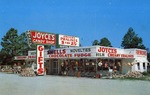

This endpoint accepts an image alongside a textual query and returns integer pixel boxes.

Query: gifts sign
[37,45,44,75]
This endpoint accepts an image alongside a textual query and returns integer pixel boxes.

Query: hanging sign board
[14,56,28,60]
[26,30,56,45]
[37,45,44,75]
[58,34,79,47]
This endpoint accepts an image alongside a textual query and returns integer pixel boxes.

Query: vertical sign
[37,45,44,75]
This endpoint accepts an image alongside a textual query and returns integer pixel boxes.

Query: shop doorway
[51,59,59,75]
[115,59,122,74]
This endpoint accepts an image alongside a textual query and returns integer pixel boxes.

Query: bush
[147,71,150,74]
[142,71,150,75]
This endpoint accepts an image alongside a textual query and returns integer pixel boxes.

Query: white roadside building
[15,46,149,75]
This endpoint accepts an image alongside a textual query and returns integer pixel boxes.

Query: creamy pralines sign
[97,46,134,58]
[30,30,56,45]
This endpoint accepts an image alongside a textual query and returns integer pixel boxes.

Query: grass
[118,75,150,81]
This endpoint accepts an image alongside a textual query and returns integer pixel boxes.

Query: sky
[0,0,150,49]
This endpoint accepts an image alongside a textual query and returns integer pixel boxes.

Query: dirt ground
[0,72,150,95]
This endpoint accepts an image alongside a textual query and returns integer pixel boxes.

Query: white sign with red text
[96,46,134,58]
[15,46,148,60]
[37,45,44,75]
[58,34,79,47]
[14,56,28,60]
[30,30,56,45]
[136,49,147,57]
[48,47,95,58]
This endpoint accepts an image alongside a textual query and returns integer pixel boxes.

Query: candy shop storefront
[15,46,149,77]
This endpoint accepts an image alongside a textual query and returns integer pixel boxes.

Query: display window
[56,58,123,77]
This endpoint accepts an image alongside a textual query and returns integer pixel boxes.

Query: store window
[143,63,146,69]
[137,63,140,70]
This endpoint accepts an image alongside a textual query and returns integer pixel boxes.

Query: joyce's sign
[30,30,56,45]
[98,46,117,53]
[97,46,134,58]
[37,45,44,75]
[58,34,79,47]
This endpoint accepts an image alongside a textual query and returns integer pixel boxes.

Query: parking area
[0,73,150,95]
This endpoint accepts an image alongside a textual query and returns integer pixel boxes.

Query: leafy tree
[18,32,52,55]
[99,37,112,47]
[92,40,99,46]
[92,38,112,47]
[0,50,12,65]
[0,28,54,65]
[121,27,146,49]
[17,32,35,55]
[1,28,20,64]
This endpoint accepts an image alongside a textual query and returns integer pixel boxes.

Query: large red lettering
[38,46,44,51]
[37,45,44,75]
[98,47,117,53]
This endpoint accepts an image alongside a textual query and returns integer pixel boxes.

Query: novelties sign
[48,47,93,58]
[37,45,44,75]
[58,34,79,47]
[30,30,56,45]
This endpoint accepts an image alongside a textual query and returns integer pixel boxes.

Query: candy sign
[58,34,79,47]
[37,45,44,75]
[97,46,134,58]
[30,30,56,45]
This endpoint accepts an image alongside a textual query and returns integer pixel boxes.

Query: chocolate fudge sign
[58,34,79,47]
[37,45,44,75]
[30,30,56,45]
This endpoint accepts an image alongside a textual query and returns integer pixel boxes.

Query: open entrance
[52,59,59,74]
[47,59,59,75]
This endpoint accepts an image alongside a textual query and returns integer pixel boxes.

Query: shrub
[142,72,149,75]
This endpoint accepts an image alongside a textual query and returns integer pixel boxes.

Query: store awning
[135,59,149,63]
